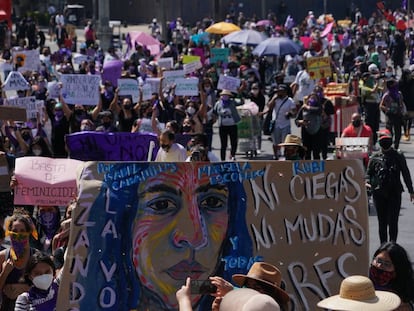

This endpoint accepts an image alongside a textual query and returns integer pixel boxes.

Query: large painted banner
[58,160,369,311]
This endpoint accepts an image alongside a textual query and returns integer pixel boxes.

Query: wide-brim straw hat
[278,134,305,149]
[232,262,289,305]
[317,275,401,311]
[219,288,280,311]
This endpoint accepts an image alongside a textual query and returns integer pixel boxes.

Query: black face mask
[352,119,361,127]
[379,139,392,150]
[182,125,191,132]
[161,144,170,151]
[102,121,112,128]
[22,132,32,141]
[124,104,132,110]
[74,109,84,116]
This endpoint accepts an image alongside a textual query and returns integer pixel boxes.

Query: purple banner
[66,132,159,161]
[66,132,193,161]
[102,60,123,87]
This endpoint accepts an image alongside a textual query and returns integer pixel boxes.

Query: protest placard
[58,160,369,310]
[182,55,200,64]
[217,74,241,93]
[73,53,93,65]
[12,50,40,72]
[0,61,13,73]
[141,84,152,101]
[0,154,10,191]
[174,78,199,96]
[162,70,185,88]
[61,74,101,106]
[102,60,123,87]
[183,60,202,74]
[3,71,30,91]
[118,79,139,102]
[210,48,230,64]
[157,57,174,70]
[306,56,332,79]
[145,77,161,94]
[0,106,27,121]
[5,96,40,119]
[14,157,82,206]
[47,81,60,99]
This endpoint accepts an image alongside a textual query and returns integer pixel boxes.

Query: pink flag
[321,22,334,38]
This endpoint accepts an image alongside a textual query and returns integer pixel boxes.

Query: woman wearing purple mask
[213,90,241,161]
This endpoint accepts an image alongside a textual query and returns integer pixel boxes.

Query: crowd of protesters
[1,2,414,310]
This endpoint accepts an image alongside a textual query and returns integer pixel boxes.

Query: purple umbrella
[222,29,268,46]
[256,19,273,27]
[252,37,302,57]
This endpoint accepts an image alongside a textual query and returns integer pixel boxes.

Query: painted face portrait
[133,163,229,309]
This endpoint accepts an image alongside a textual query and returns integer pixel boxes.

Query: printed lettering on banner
[217,74,241,93]
[183,61,202,74]
[118,79,139,103]
[141,84,152,101]
[174,78,199,96]
[157,57,174,70]
[3,71,30,91]
[61,74,101,106]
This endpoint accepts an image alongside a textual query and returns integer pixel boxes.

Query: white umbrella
[222,29,268,46]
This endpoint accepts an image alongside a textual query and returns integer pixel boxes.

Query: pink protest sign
[14,157,82,206]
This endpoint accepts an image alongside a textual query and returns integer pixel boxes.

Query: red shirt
[342,124,372,138]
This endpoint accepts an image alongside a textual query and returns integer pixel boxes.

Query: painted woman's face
[133,164,229,308]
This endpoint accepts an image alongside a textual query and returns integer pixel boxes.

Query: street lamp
[97,0,112,51]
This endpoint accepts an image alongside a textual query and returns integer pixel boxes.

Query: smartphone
[190,279,217,295]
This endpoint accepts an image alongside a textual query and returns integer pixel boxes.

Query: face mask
[186,107,196,115]
[80,125,91,131]
[204,87,211,93]
[102,121,112,127]
[221,95,230,101]
[385,72,393,78]
[74,109,84,116]
[9,232,30,259]
[123,104,132,110]
[161,144,170,151]
[352,119,362,127]
[32,148,42,156]
[32,274,53,291]
[55,110,64,120]
[22,132,32,141]
[369,265,395,288]
[248,77,255,82]
[182,125,191,132]
[251,90,259,96]
[379,139,392,150]
[308,98,318,107]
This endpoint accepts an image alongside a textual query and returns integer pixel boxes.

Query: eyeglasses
[373,257,394,270]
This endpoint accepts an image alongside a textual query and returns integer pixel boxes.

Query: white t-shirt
[155,143,187,162]
[272,96,296,129]
[293,70,315,101]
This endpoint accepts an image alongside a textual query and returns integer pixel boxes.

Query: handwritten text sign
[61,74,101,106]
[210,48,230,64]
[47,81,60,99]
[3,71,30,91]
[5,96,41,119]
[217,74,241,93]
[157,57,174,70]
[118,79,139,103]
[14,157,82,206]
[162,70,185,88]
[306,56,332,79]
[13,50,40,72]
[183,60,202,74]
[174,78,199,96]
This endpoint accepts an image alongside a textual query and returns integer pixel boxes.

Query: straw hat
[220,89,234,97]
[232,262,289,305]
[220,288,280,311]
[317,275,401,311]
[278,134,305,149]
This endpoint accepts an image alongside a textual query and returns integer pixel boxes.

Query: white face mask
[32,148,42,156]
[186,107,196,115]
[32,274,53,290]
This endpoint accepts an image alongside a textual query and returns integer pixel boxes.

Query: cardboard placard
[0,106,27,121]
[60,74,101,106]
[217,74,241,93]
[3,71,30,91]
[306,56,332,79]
[117,79,139,103]
[174,78,199,96]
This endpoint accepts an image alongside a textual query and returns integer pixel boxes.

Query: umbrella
[125,31,160,56]
[252,37,302,57]
[191,32,210,45]
[256,19,273,27]
[205,22,241,35]
[222,29,268,46]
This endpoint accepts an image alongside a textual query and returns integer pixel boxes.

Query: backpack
[369,154,399,192]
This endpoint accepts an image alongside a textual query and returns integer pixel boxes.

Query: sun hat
[317,275,401,311]
[278,134,305,148]
[232,262,289,305]
[220,89,234,96]
[219,288,280,311]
